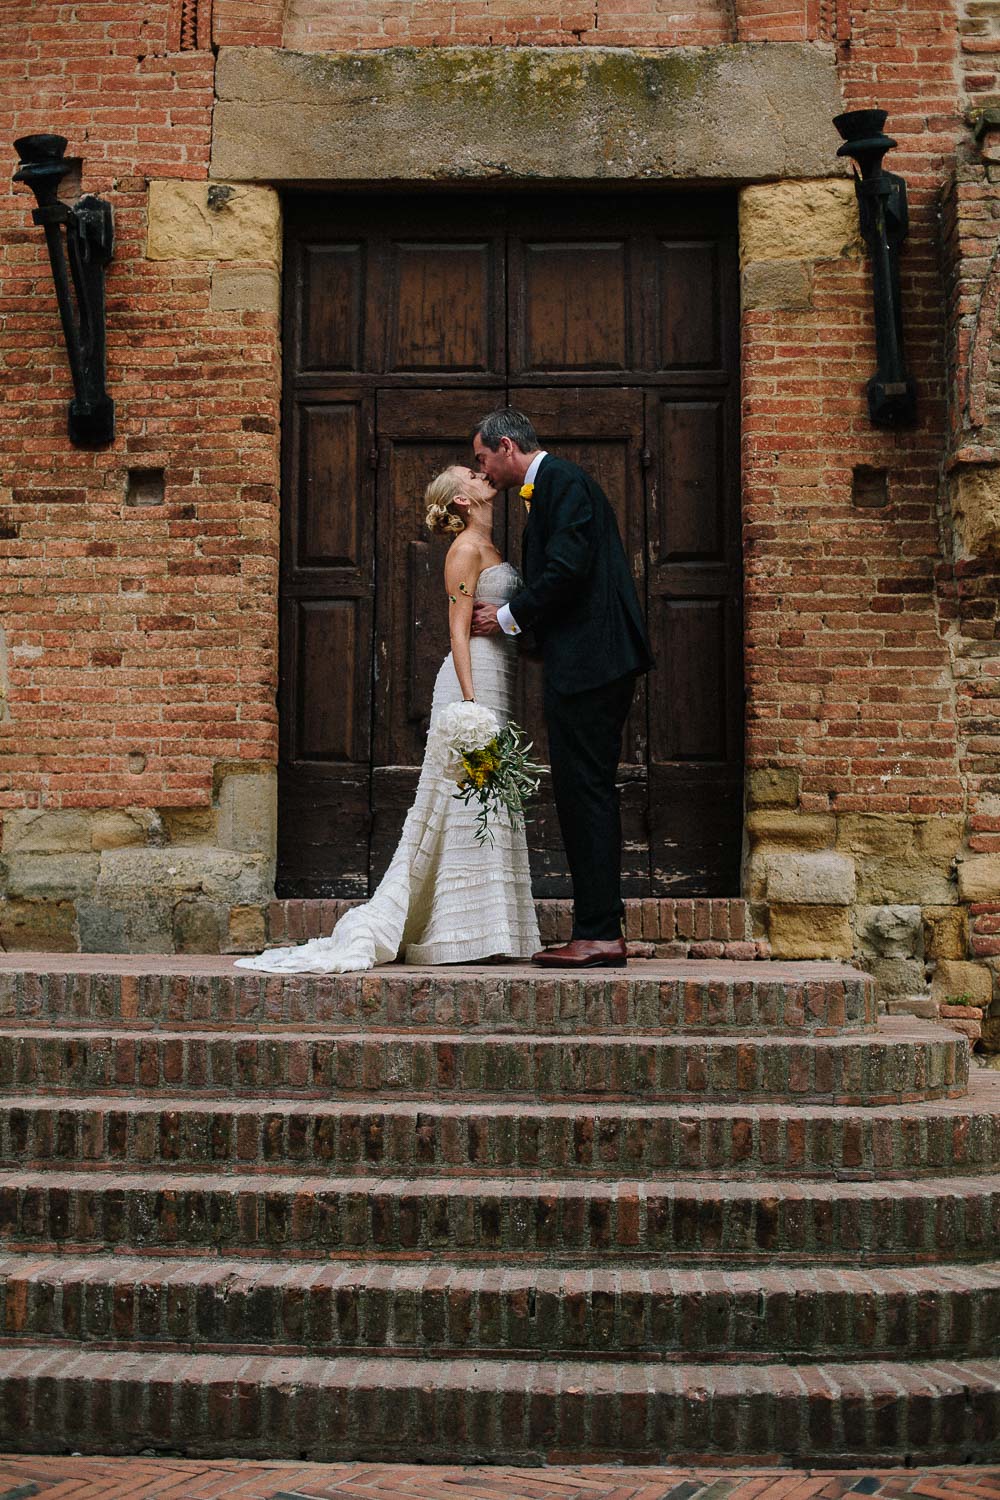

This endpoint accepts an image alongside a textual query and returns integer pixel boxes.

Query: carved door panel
[643,226,743,893]
[278,389,376,896]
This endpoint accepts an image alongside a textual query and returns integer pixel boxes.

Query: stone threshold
[0,952,857,980]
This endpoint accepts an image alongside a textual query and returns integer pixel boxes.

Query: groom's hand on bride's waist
[471,602,501,636]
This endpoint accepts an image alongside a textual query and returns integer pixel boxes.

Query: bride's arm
[444,544,482,702]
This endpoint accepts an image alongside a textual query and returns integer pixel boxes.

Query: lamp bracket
[833,109,916,428]
[13,133,115,448]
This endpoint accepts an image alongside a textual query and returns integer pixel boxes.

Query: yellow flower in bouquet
[428,702,543,848]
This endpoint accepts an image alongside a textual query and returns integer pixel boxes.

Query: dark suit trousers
[544,672,636,941]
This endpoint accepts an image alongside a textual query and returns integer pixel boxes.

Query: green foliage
[453,722,544,848]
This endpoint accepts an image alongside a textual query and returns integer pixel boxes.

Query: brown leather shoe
[531,938,628,968]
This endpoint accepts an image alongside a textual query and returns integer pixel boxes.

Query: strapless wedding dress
[237,563,541,973]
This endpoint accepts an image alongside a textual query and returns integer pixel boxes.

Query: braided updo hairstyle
[424,467,468,536]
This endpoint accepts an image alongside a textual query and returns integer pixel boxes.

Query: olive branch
[453,722,544,848]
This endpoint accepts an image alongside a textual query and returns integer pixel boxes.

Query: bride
[236,465,541,974]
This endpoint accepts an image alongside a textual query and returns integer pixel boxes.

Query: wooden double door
[279,191,743,898]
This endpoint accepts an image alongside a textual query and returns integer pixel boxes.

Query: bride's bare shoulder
[444,536,480,573]
[445,532,478,559]
[443,538,482,598]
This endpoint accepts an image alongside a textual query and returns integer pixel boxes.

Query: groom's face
[473,433,520,490]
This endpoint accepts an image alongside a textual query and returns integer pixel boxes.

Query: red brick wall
[280,0,731,50]
[277,0,831,50]
[1,0,280,819]
[742,0,965,817]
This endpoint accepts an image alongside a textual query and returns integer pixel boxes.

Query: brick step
[1,1168,997,1262]
[0,1346,997,1463]
[3,1253,997,1362]
[268,897,752,952]
[0,958,874,1036]
[4,1076,998,1177]
[0,1019,966,1104]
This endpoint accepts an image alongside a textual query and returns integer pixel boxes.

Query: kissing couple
[238,408,653,977]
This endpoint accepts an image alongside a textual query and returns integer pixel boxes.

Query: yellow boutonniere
[519,482,534,513]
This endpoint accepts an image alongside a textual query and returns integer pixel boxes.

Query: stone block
[949,463,1000,558]
[226,904,267,953]
[173,900,223,954]
[982,1014,1000,1052]
[161,807,219,846]
[838,816,962,905]
[3,853,99,900]
[836,813,916,859]
[916,817,965,863]
[930,958,993,1008]
[958,854,1000,903]
[884,995,940,1020]
[870,956,926,1000]
[857,860,957,905]
[744,850,769,904]
[97,848,274,905]
[739,179,860,265]
[765,852,855,906]
[2,810,92,854]
[0,898,77,952]
[210,265,281,312]
[89,810,159,850]
[76,902,127,954]
[147,181,280,263]
[746,767,800,808]
[746,810,835,850]
[923,905,967,961]
[117,902,175,955]
[855,905,923,959]
[741,259,813,311]
[768,903,853,959]
[212,44,844,185]
[216,765,277,856]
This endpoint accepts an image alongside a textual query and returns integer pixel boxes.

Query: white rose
[427,701,499,772]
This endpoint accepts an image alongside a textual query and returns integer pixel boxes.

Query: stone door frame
[200,40,849,900]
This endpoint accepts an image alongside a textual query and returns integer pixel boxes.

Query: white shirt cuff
[496,603,520,635]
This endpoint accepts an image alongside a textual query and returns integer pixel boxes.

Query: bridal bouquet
[428,701,543,848]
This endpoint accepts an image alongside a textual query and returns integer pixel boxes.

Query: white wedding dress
[237,563,541,973]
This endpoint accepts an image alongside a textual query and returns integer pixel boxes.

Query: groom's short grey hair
[474,408,540,454]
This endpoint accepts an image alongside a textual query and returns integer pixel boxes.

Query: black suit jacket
[508,455,654,695]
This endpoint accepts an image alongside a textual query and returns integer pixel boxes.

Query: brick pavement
[0,1458,997,1500]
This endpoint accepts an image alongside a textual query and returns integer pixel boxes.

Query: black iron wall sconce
[833,108,917,428]
[13,133,115,448]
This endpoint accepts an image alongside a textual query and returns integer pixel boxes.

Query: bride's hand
[471,602,501,636]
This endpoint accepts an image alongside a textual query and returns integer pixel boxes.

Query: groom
[471,408,653,968]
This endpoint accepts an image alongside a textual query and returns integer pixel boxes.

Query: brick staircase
[0,951,997,1464]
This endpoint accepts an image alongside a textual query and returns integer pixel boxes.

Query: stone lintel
[211,44,845,184]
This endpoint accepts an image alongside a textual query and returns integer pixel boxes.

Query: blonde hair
[424,468,467,536]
